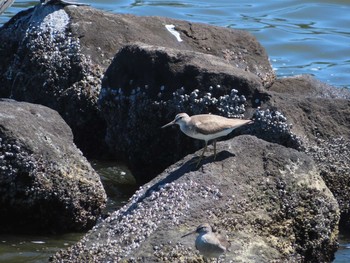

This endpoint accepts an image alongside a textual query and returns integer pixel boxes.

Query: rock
[0,4,273,158]
[262,75,350,229]
[268,75,350,99]
[0,99,107,233]
[50,135,339,262]
[266,75,350,142]
[99,43,269,182]
[66,7,274,87]
[307,137,350,231]
[0,5,106,157]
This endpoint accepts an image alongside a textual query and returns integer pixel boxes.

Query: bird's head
[196,223,212,234]
[161,113,190,128]
[181,223,212,238]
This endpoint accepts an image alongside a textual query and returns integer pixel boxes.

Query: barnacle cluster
[66,180,224,261]
[253,108,303,149]
[154,85,247,117]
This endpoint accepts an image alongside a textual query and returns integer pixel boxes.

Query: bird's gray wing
[217,234,231,250]
[191,116,235,135]
[202,234,226,253]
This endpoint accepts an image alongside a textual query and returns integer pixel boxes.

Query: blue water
[0,1,349,262]
[1,0,349,88]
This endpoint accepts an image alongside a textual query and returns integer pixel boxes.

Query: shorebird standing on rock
[161,113,253,167]
[182,223,231,260]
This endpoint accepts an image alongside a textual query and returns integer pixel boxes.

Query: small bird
[161,113,253,166]
[181,223,231,260]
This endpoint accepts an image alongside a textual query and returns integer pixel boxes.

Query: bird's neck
[178,121,190,132]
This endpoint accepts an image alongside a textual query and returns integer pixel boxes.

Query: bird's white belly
[196,234,225,258]
[182,127,234,141]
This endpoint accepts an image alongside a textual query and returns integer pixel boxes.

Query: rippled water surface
[1,0,349,88]
[0,1,349,262]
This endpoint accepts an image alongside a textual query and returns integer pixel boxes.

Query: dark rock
[268,75,350,99]
[50,135,339,262]
[0,4,106,157]
[99,43,269,182]
[99,48,348,187]
[266,75,350,141]
[0,99,107,233]
[264,75,350,230]
[0,5,274,158]
[308,137,350,231]
[66,7,274,87]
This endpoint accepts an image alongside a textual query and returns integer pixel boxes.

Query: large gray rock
[0,99,107,233]
[0,4,274,157]
[266,75,350,141]
[51,135,339,262]
[67,7,274,87]
[264,75,350,230]
[0,4,106,156]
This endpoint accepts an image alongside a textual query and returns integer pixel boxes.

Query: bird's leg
[196,141,208,167]
[193,141,208,167]
[213,139,217,160]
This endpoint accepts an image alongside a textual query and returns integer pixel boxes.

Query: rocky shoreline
[0,99,107,233]
[0,3,349,262]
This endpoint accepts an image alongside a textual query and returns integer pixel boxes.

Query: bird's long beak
[161,120,175,128]
[181,230,196,238]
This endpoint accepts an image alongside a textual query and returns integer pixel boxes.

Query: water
[0,1,349,262]
[0,161,137,263]
[90,160,138,213]
[0,233,83,263]
[1,0,349,88]
[335,233,350,263]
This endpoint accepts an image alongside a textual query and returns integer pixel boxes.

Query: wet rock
[0,4,273,157]
[50,135,339,262]
[0,99,107,233]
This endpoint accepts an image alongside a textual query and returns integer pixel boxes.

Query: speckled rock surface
[264,75,350,230]
[0,4,106,156]
[99,43,269,182]
[50,135,339,262]
[0,4,274,158]
[0,99,107,233]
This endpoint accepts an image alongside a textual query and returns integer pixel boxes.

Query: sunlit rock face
[51,135,339,262]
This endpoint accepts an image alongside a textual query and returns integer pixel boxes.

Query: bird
[161,113,253,167]
[0,0,87,15]
[181,223,231,260]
